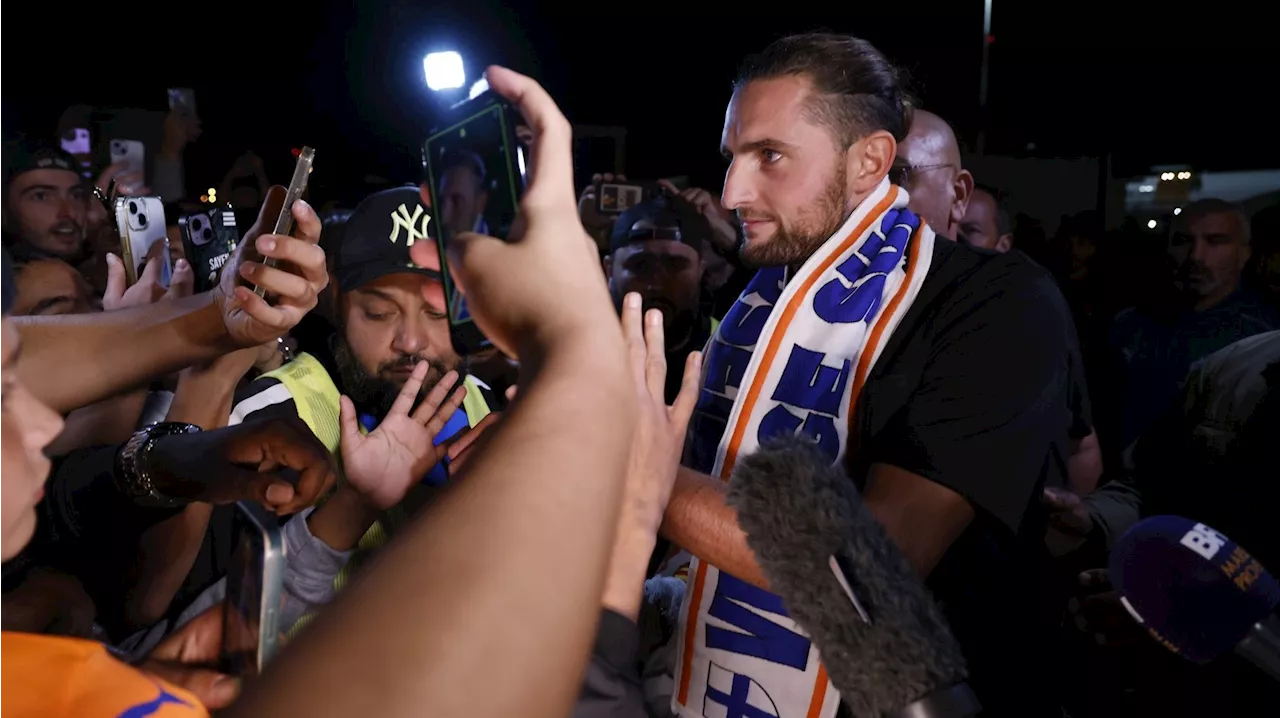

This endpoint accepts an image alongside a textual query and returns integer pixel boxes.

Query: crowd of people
[2,31,1278,718]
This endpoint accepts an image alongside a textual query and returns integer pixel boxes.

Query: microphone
[727,435,979,718]
[1109,515,1280,681]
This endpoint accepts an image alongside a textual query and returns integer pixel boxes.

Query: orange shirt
[2,631,207,718]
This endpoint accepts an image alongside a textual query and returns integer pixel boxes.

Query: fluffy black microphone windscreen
[727,435,969,717]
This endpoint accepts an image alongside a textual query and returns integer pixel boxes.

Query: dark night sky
[4,0,1275,203]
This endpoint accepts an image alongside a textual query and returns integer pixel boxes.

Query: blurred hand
[162,109,202,155]
[1043,487,1095,556]
[103,255,194,311]
[141,604,238,710]
[621,293,702,536]
[95,160,150,199]
[214,190,328,349]
[338,363,470,510]
[1068,568,1147,647]
[578,172,626,253]
[658,179,737,253]
[410,66,619,360]
[149,413,337,514]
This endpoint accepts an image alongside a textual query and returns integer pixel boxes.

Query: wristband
[115,422,203,507]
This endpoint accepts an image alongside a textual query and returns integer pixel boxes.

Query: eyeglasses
[891,162,955,188]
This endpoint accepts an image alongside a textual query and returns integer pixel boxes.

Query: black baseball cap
[334,186,442,293]
[3,141,80,190]
[609,194,711,255]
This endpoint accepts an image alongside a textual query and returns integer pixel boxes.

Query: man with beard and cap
[227,186,497,619]
[893,109,973,238]
[606,194,715,403]
[3,142,91,262]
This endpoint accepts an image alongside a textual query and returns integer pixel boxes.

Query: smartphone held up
[237,147,315,300]
[420,90,527,356]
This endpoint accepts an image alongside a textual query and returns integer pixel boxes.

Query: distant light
[200,194,209,203]
[424,51,465,91]
[1138,184,1155,193]
[468,78,489,100]
[1173,207,1182,215]
[1177,171,1192,180]
[985,34,995,44]
[291,148,302,157]
[1160,172,1175,181]
[207,187,217,195]
[1147,219,1158,229]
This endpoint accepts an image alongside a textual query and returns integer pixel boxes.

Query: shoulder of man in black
[858,238,1078,534]
[229,375,303,426]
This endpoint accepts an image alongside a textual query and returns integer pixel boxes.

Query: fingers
[670,350,703,432]
[281,453,337,514]
[415,375,466,432]
[104,253,126,305]
[483,66,573,209]
[643,308,667,399]
[621,293,647,388]
[339,394,362,444]
[144,664,240,710]
[446,411,500,471]
[390,362,431,417]
[248,233,326,297]
[1078,568,1111,589]
[657,178,680,195]
[1041,487,1078,511]
[166,258,195,299]
[290,198,322,245]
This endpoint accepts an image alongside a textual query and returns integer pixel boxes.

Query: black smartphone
[179,209,239,293]
[421,90,527,356]
[220,501,285,679]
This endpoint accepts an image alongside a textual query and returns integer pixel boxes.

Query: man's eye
[761,149,781,164]
[363,311,392,321]
[30,191,49,201]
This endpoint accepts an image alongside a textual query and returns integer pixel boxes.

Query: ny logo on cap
[389,203,430,246]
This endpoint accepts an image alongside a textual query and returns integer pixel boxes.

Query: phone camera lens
[202,228,213,241]
[192,218,204,231]
[128,201,138,214]
[138,214,148,226]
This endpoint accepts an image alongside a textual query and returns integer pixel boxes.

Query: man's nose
[1190,237,1211,265]
[721,160,754,213]
[392,315,430,354]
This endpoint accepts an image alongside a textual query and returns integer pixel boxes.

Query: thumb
[1042,487,1077,511]
[166,258,195,299]
[104,253,126,304]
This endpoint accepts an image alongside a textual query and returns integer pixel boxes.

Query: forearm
[660,467,768,589]
[125,503,214,629]
[601,528,659,621]
[306,487,381,552]
[231,338,636,718]
[1067,430,1103,495]
[167,352,254,429]
[14,292,233,414]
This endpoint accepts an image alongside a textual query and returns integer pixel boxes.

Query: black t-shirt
[849,239,1076,716]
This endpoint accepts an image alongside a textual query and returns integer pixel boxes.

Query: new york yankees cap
[335,185,442,293]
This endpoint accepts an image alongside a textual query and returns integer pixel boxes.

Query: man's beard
[333,333,453,418]
[739,165,848,268]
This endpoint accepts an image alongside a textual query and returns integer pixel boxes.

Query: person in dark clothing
[606,195,715,404]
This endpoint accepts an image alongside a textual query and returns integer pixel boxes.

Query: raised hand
[338,363,469,510]
[214,188,328,348]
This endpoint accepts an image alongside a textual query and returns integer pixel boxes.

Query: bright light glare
[1138,185,1155,193]
[1147,219,1158,229]
[1173,207,1182,215]
[468,78,489,99]
[424,52,465,91]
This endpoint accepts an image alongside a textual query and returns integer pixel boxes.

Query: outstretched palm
[339,363,468,510]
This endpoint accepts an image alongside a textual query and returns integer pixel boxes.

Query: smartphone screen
[221,502,284,678]
[421,91,526,355]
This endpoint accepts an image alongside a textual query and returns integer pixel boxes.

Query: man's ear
[849,130,896,196]
[995,234,1013,254]
[418,183,432,208]
[951,169,975,227]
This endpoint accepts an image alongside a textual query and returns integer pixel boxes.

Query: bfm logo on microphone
[1179,522,1227,559]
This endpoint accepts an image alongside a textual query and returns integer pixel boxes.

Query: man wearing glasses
[894,110,974,239]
